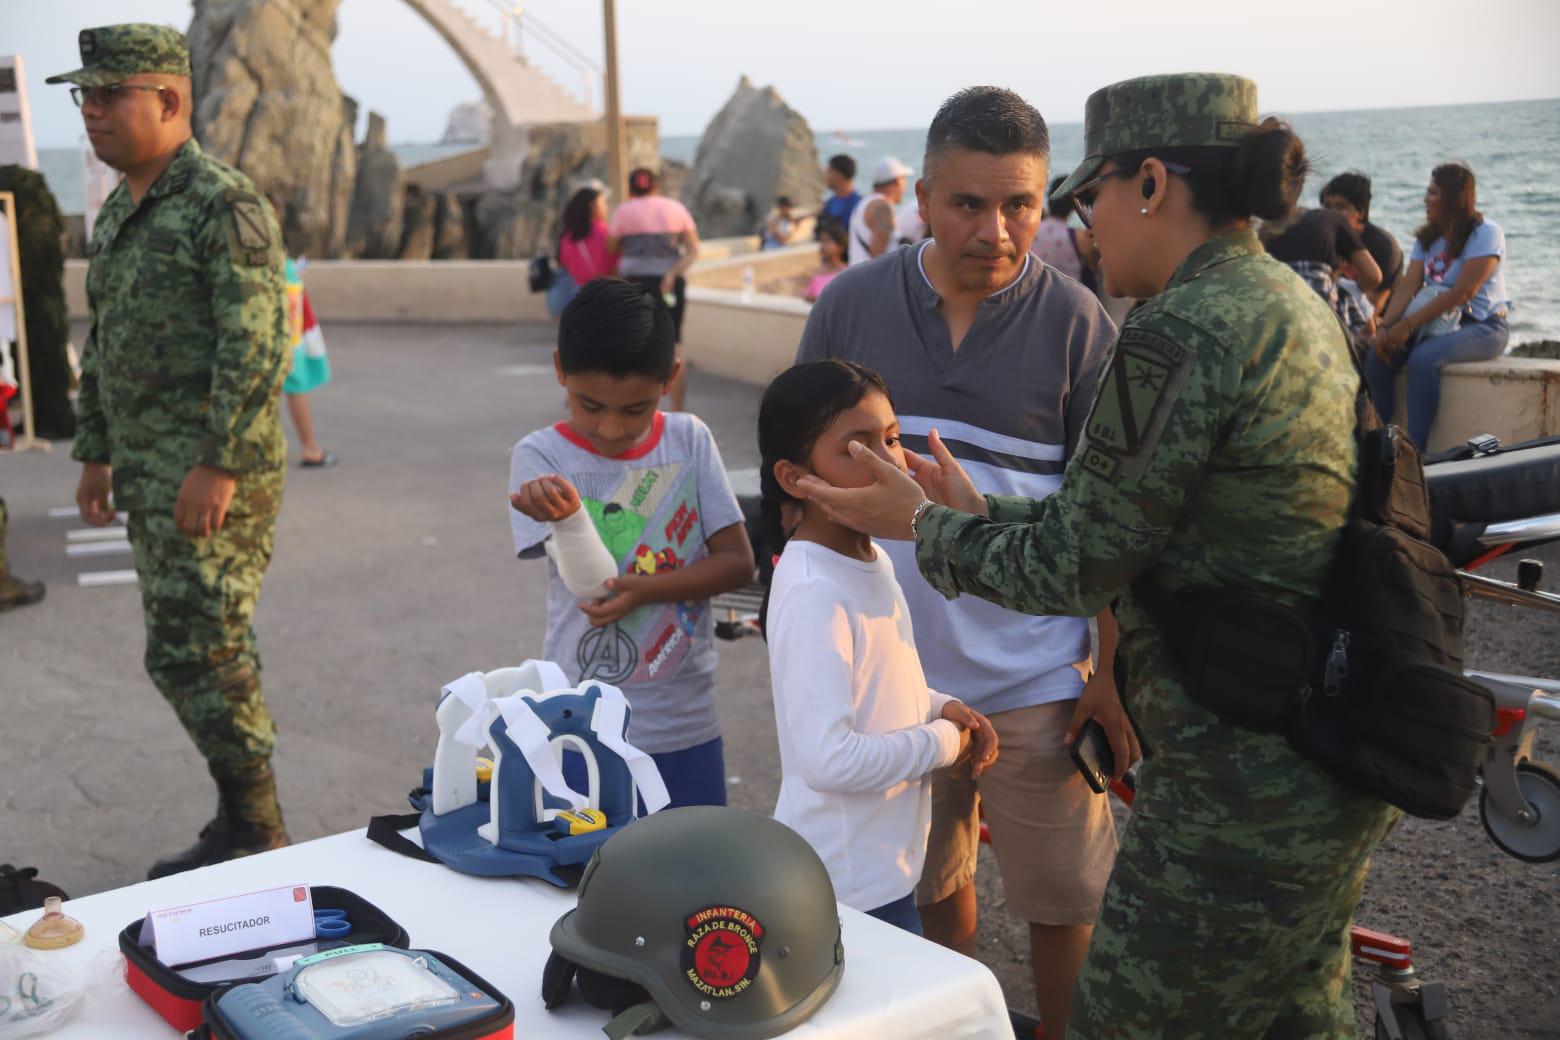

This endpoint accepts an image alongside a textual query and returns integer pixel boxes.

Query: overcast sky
[13,0,1560,148]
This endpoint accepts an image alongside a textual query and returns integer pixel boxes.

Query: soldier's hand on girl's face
[510,475,581,523]
[795,441,933,541]
[76,462,117,526]
[578,575,648,627]
[174,464,237,539]
[906,429,987,517]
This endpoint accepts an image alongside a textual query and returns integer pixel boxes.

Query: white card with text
[144,884,316,966]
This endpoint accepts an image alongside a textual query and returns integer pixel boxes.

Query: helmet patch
[683,905,763,999]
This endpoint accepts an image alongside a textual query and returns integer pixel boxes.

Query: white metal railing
[478,0,600,111]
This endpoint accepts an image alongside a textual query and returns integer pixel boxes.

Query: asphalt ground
[2,320,1555,1036]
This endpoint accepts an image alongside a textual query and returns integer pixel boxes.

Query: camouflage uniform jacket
[72,138,287,513]
[917,229,1395,872]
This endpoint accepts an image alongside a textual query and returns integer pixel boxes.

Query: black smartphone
[1069,718,1115,795]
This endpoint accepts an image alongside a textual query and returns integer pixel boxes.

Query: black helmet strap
[543,950,669,1036]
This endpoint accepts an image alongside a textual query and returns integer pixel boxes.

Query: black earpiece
[1141,177,1156,200]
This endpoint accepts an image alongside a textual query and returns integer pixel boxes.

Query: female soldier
[794,73,1398,1038]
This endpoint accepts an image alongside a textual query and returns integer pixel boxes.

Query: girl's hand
[578,575,648,627]
[510,475,581,523]
[905,429,987,516]
[941,700,1000,778]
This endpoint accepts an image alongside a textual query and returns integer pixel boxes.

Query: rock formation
[440,101,493,146]
[681,77,823,238]
[468,117,660,259]
[346,113,403,259]
[188,0,357,257]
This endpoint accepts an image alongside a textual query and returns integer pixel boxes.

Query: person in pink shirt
[607,167,700,410]
[804,219,848,302]
[558,185,618,293]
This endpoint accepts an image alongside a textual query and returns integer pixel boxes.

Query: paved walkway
[2,320,1556,1032]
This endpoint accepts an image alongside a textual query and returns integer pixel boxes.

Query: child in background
[508,278,755,808]
[804,220,849,303]
[758,360,998,934]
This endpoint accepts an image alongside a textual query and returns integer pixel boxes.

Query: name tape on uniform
[139,883,315,966]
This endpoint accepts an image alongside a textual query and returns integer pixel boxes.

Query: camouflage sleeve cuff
[984,494,1046,525]
[914,503,983,601]
[198,435,263,474]
[70,429,111,465]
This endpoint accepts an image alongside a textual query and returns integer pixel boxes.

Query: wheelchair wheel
[1480,761,1560,863]
[1374,1006,1450,1040]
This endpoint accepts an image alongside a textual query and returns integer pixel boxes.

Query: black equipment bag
[1136,367,1494,820]
[0,864,68,915]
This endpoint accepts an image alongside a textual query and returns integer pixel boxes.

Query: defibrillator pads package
[200,944,513,1040]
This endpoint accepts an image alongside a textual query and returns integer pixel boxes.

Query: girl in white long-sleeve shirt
[757,360,998,934]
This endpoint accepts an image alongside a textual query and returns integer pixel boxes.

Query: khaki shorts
[916,700,1118,926]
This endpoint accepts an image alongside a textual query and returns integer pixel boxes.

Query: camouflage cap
[1051,73,1258,202]
[45,24,190,87]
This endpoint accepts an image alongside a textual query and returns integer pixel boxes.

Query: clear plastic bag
[0,944,84,1039]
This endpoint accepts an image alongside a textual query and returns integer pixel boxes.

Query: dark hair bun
[1227,119,1308,221]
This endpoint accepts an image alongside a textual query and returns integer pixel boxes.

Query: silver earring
[1139,207,1149,215]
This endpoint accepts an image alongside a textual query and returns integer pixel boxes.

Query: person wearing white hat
[848,156,913,266]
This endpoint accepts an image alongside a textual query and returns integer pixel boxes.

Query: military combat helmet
[543,806,844,1039]
[1051,72,1259,204]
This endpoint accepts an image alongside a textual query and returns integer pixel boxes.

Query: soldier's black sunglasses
[69,84,168,108]
[1071,161,1191,228]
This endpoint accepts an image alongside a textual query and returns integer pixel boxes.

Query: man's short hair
[827,154,856,180]
[558,278,677,381]
[1320,171,1372,222]
[923,86,1050,181]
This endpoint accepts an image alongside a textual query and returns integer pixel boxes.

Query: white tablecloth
[1,827,1011,1038]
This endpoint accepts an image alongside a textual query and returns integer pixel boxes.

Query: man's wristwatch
[909,498,935,538]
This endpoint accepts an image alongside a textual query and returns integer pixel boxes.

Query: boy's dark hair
[756,359,892,636]
[558,278,677,382]
[827,154,856,180]
[776,195,793,208]
[1320,171,1373,222]
[923,86,1050,183]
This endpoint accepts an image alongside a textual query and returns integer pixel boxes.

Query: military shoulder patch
[1081,326,1197,483]
[223,189,274,266]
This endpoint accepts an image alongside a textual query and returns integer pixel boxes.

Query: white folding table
[1,827,1012,1038]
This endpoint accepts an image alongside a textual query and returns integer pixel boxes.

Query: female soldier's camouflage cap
[45,24,190,87]
[1051,72,1258,204]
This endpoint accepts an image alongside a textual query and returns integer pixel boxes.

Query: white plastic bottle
[741,265,755,301]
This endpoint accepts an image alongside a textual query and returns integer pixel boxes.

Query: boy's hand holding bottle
[940,701,1000,778]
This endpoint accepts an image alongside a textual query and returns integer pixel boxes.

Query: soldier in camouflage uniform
[796,74,1399,1038]
[49,25,291,879]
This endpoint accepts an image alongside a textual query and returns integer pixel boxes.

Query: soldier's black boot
[0,571,46,611]
[147,762,290,880]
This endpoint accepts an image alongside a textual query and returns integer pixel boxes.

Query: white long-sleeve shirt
[766,540,962,910]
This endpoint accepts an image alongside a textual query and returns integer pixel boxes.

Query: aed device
[200,944,514,1040]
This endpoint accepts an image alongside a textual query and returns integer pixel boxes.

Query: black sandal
[300,451,338,468]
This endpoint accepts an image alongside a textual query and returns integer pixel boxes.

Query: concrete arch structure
[401,0,598,187]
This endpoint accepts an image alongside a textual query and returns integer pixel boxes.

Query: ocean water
[665,98,1560,344]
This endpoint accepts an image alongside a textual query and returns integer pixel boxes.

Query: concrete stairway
[403,0,599,128]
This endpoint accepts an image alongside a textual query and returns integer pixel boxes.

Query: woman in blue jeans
[1366,162,1511,448]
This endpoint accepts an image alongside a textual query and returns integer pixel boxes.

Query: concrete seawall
[61,258,1560,453]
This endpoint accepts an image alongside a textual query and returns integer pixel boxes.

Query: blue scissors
[313,909,352,939]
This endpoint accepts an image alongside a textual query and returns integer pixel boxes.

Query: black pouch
[1134,584,1313,733]
[1350,656,1493,819]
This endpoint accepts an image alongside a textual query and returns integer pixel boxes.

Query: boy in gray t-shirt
[508,279,754,808]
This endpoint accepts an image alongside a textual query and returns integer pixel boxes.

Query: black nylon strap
[365,813,441,864]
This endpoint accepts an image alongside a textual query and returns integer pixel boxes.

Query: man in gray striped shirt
[796,86,1134,1035]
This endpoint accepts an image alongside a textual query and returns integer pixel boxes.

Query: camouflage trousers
[126,504,279,774]
[1069,809,1389,1039]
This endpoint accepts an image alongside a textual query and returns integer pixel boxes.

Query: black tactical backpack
[1136,367,1494,820]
